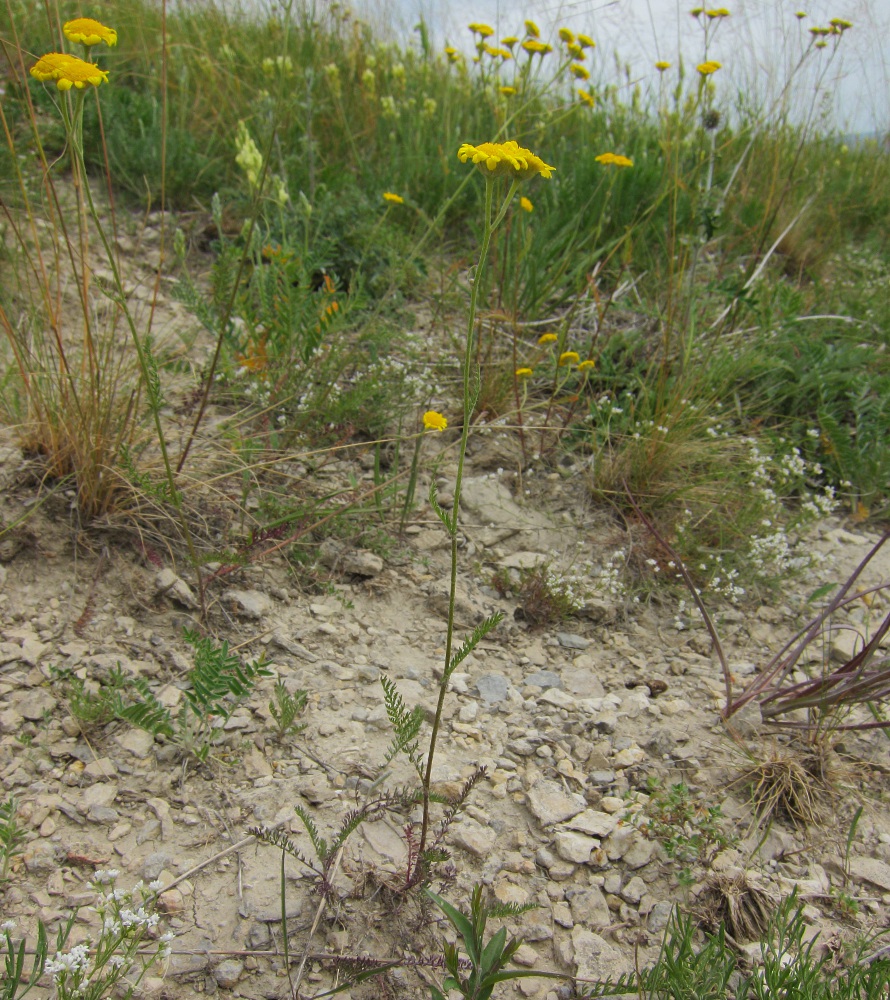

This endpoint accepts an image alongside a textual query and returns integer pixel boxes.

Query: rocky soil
[1,420,890,1000]
[1,199,889,998]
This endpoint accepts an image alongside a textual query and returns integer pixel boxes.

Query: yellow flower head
[696,60,722,75]
[469,22,494,37]
[690,7,704,15]
[522,39,552,55]
[815,39,827,47]
[595,152,634,167]
[501,36,519,47]
[525,19,541,38]
[809,25,830,35]
[577,89,595,107]
[383,192,404,204]
[423,410,447,432]
[655,60,672,71]
[558,351,580,366]
[571,63,590,80]
[568,42,585,60]
[499,85,517,96]
[577,33,596,48]
[444,46,462,63]
[520,196,533,212]
[63,17,118,47]
[795,11,807,18]
[829,17,852,30]
[30,52,108,90]
[515,367,533,377]
[705,7,730,17]
[577,359,596,372]
[558,27,575,43]
[457,140,555,180]
[538,332,558,344]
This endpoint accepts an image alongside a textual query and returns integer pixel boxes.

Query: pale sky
[353,0,888,135]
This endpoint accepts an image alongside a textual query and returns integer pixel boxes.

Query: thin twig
[622,482,732,712]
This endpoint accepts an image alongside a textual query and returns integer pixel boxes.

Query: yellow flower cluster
[705,8,730,18]
[63,17,117,47]
[30,17,118,90]
[458,140,555,180]
[655,60,672,71]
[519,333,595,375]
[30,52,108,90]
[468,22,494,37]
[520,196,533,212]
[595,152,634,168]
[522,38,552,56]
[383,192,404,204]
[697,60,722,75]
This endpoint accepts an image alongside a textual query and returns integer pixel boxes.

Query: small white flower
[1,920,16,934]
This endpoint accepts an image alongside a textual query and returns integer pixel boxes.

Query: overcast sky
[352,0,888,135]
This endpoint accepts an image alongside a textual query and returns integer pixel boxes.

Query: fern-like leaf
[294,804,329,863]
[142,335,163,413]
[428,479,453,534]
[445,612,503,681]
[380,675,425,775]
[182,629,271,722]
[248,825,320,875]
[110,678,174,738]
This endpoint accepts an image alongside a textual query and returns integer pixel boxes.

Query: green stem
[419,175,512,859]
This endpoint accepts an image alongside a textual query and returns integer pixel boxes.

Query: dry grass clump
[699,869,776,943]
[735,738,850,829]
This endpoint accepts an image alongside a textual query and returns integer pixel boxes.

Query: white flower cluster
[593,549,627,599]
[38,871,174,999]
[543,566,588,612]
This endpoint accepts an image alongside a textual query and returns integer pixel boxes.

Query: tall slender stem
[419,177,517,858]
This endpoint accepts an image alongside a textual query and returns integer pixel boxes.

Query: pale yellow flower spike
[30,52,109,90]
[423,411,447,432]
[63,17,118,47]
[457,140,555,180]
